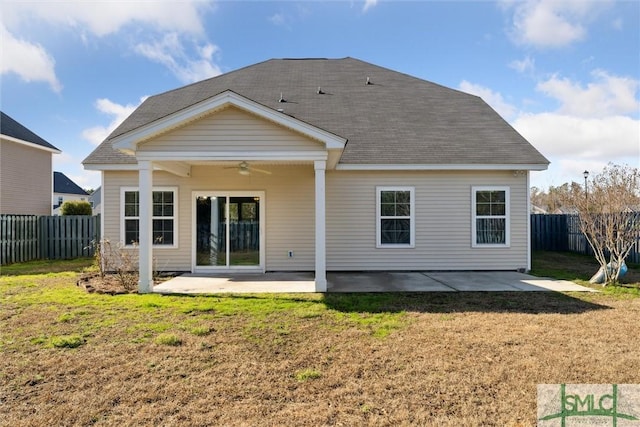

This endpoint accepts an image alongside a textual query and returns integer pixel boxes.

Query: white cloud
[1,1,217,90]
[521,70,639,187]
[2,1,209,37]
[68,171,101,191]
[82,97,146,146]
[537,70,639,117]
[515,112,639,188]
[459,73,639,189]
[0,23,62,92]
[363,0,378,13]
[135,33,222,84]
[458,80,518,121]
[513,113,639,159]
[509,56,535,74]
[507,0,608,48]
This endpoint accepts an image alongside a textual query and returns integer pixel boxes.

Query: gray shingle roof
[1,111,60,151]
[83,57,548,166]
[54,172,88,195]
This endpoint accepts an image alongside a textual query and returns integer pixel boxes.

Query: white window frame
[376,186,415,248]
[471,186,510,248]
[120,186,178,249]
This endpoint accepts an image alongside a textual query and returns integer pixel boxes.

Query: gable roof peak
[1,111,60,151]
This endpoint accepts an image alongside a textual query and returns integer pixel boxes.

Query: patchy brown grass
[1,256,639,426]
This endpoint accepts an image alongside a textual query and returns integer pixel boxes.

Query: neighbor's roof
[1,111,60,152]
[83,57,549,166]
[54,172,88,195]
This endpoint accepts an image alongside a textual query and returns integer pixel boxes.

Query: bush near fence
[0,214,100,265]
[531,214,640,264]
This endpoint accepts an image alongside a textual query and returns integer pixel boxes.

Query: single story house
[1,111,61,215]
[83,57,549,292]
[53,171,90,215]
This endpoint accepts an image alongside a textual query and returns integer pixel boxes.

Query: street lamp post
[583,170,589,204]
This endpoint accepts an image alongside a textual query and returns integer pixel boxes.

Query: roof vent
[366,77,372,85]
[317,86,324,94]
[279,92,286,103]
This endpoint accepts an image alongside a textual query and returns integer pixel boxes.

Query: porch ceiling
[152,155,341,177]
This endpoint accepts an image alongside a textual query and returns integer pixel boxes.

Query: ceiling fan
[224,161,272,176]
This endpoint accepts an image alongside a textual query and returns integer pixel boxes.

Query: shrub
[91,239,138,290]
[61,201,92,215]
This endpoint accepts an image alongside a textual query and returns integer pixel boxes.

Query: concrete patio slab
[152,271,596,294]
[153,272,316,294]
[423,271,596,292]
[328,272,456,292]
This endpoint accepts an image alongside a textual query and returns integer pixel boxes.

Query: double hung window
[472,187,510,247]
[122,187,177,247]
[376,187,415,248]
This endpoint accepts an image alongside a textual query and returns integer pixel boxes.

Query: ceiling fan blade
[249,167,272,175]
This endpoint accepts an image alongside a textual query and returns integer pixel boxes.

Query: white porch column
[138,160,154,293]
[314,160,327,292]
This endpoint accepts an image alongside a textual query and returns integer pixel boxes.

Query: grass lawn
[1,253,639,426]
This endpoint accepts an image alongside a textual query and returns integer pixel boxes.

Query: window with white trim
[472,186,510,247]
[121,187,177,247]
[376,187,415,248]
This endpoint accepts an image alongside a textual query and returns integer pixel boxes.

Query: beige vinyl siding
[102,165,315,272]
[0,139,53,215]
[326,170,529,271]
[103,168,528,273]
[138,107,323,153]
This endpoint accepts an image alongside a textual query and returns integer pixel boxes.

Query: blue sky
[1,0,638,191]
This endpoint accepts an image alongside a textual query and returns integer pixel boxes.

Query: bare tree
[562,163,640,285]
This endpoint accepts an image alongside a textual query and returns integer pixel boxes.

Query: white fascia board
[336,163,549,171]
[135,151,329,162]
[111,90,347,152]
[1,134,61,154]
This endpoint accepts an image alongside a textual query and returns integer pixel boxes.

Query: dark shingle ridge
[1,111,60,151]
[84,57,549,166]
[54,171,88,195]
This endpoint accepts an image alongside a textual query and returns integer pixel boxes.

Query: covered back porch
[108,91,346,293]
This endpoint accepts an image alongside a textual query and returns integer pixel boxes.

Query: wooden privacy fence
[196,221,260,252]
[531,214,640,264]
[0,215,100,265]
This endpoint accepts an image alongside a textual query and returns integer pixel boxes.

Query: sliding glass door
[194,192,264,271]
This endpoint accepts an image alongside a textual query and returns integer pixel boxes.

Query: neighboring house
[552,207,579,215]
[88,186,102,216]
[1,111,61,215]
[531,205,548,215]
[83,58,549,292]
[52,171,89,215]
